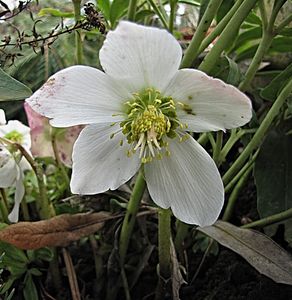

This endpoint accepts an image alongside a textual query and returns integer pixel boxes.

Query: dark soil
[180,248,292,300]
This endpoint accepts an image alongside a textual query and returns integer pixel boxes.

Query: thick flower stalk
[0,109,31,222]
[26,21,252,226]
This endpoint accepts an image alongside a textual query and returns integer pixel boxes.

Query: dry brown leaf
[199,220,292,285]
[0,212,120,249]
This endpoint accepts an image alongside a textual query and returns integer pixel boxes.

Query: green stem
[198,0,258,74]
[198,0,244,55]
[224,149,258,193]
[3,142,56,219]
[20,192,30,221]
[127,0,138,21]
[158,208,171,278]
[168,0,177,34]
[197,132,209,146]
[258,0,268,29]
[174,220,189,261]
[119,170,146,264]
[220,129,256,163]
[180,0,223,68]
[155,208,171,300]
[72,0,83,64]
[239,31,273,91]
[213,131,223,166]
[223,78,292,185]
[242,207,292,229]
[222,163,253,221]
[0,189,9,223]
[147,0,169,29]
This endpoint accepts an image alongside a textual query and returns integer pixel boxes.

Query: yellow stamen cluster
[4,130,23,144]
[120,88,181,163]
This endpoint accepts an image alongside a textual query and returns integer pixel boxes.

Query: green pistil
[4,130,24,144]
[120,88,181,163]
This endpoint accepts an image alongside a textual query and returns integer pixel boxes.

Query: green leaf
[236,36,292,61]
[208,56,242,86]
[234,26,262,50]
[254,121,292,243]
[0,69,32,101]
[260,63,292,101]
[135,9,154,22]
[177,0,200,5]
[97,0,110,20]
[199,221,292,285]
[38,8,74,18]
[245,11,262,25]
[109,0,129,27]
[0,242,28,264]
[23,273,38,300]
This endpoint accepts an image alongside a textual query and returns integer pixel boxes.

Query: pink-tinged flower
[0,109,31,222]
[24,103,83,167]
[26,22,252,226]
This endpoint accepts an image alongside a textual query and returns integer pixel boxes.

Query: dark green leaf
[234,26,262,50]
[255,121,292,243]
[23,273,38,300]
[260,63,292,101]
[97,0,110,20]
[236,36,292,61]
[109,0,129,27]
[0,69,32,101]
[245,11,262,25]
[208,56,242,86]
[38,8,74,18]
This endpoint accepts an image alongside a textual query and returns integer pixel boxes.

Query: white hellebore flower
[1,0,20,11]
[0,109,31,223]
[26,22,252,226]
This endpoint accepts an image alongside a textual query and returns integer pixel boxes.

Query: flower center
[4,130,23,144]
[120,88,183,163]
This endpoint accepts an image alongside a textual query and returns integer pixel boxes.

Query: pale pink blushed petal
[99,21,182,93]
[26,65,131,128]
[145,135,224,226]
[164,69,252,132]
[71,123,141,194]
[24,103,83,167]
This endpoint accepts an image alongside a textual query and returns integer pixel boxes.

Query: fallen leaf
[0,212,120,249]
[198,220,292,285]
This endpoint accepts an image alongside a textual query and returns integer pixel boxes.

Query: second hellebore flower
[26,22,252,226]
[0,109,31,222]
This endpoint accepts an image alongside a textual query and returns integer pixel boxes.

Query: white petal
[26,66,131,127]
[0,145,17,187]
[0,109,6,125]
[145,135,224,226]
[99,21,182,93]
[70,123,141,194]
[165,69,252,132]
[2,0,19,11]
[8,165,24,223]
